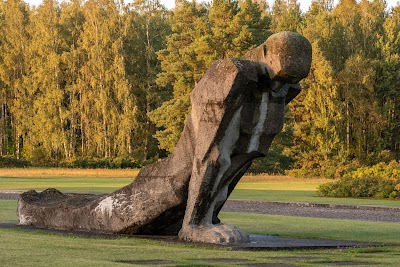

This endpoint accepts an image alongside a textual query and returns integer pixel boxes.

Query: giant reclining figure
[18,31,312,244]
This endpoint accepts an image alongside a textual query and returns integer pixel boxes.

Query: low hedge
[62,157,142,169]
[0,156,142,169]
[0,156,31,168]
[343,160,399,179]
[317,176,400,199]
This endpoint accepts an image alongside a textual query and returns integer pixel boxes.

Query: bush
[286,161,339,179]
[333,160,361,178]
[0,156,31,168]
[64,157,141,169]
[317,176,400,199]
[343,160,399,179]
[286,160,400,179]
[29,146,52,166]
[248,148,295,174]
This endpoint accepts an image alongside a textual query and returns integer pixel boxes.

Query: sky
[24,0,399,11]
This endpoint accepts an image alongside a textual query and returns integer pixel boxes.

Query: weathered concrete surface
[18,31,312,244]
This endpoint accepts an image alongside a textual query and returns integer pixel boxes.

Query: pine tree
[293,46,342,164]
[233,0,271,52]
[152,0,270,153]
[150,0,211,152]
[271,0,302,33]
[283,1,345,174]
[209,0,240,58]
[331,0,363,68]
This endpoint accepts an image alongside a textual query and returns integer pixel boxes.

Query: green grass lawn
[2,173,399,207]
[1,170,400,267]
[0,176,132,193]
[2,200,399,245]
[230,189,400,207]
[2,226,399,267]
[1,200,400,267]
[0,200,17,222]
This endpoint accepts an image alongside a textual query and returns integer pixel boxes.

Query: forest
[0,0,399,177]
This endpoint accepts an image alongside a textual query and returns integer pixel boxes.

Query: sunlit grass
[1,200,400,267]
[230,189,400,207]
[0,168,139,178]
[1,172,399,266]
[0,177,132,193]
[0,201,400,267]
[1,225,398,267]
[1,168,399,206]
[0,200,17,222]
[221,212,400,245]
[3,199,399,245]
[237,178,329,191]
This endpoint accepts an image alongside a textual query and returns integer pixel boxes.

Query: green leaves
[0,0,398,171]
[150,0,270,152]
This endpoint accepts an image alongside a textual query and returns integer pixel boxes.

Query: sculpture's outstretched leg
[17,130,196,234]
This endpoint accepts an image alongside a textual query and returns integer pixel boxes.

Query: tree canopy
[0,0,398,176]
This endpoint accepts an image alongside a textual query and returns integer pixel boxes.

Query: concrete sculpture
[18,31,312,244]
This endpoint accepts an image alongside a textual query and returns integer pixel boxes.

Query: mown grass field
[1,200,400,267]
[1,168,400,207]
[1,168,400,267]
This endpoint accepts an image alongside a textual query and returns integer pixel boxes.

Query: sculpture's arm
[284,83,301,104]
[178,59,257,244]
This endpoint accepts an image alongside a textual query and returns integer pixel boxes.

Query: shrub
[334,160,361,178]
[29,146,52,166]
[248,148,295,174]
[287,160,400,179]
[343,160,399,179]
[286,160,339,178]
[64,157,140,169]
[317,176,400,199]
[0,156,31,168]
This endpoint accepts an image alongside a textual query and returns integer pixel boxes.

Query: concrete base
[0,222,383,250]
[232,234,382,250]
[138,234,383,250]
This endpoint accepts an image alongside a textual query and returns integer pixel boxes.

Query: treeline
[0,0,399,176]
[0,0,170,165]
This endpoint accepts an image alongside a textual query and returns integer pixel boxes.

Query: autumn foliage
[0,0,398,176]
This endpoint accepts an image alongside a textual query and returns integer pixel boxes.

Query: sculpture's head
[245,31,312,84]
[262,31,312,84]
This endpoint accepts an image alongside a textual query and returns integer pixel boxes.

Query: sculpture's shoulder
[231,58,259,83]
[191,58,258,103]
[206,58,258,83]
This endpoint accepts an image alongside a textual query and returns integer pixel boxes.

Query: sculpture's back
[18,31,312,244]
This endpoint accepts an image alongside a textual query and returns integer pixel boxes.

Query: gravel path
[2,192,399,223]
[222,200,400,223]
[0,192,20,200]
